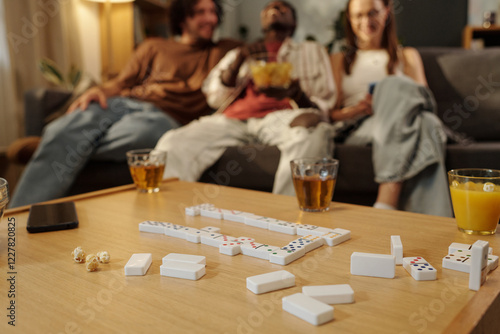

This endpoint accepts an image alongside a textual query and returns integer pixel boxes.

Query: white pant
[155,109,335,196]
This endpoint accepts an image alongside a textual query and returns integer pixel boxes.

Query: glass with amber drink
[448,169,500,235]
[126,149,166,193]
[290,158,339,212]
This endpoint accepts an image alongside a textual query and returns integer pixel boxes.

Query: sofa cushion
[199,145,280,192]
[445,142,500,170]
[436,48,500,141]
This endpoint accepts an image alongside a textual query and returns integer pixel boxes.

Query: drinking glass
[126,149,167,193]
[448,169,500,235]
[290,158,339,212]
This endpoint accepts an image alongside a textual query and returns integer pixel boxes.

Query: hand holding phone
[27,201,79,233]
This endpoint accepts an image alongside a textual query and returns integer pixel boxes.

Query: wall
[395,0,468,47]
[74,1,101,84]
[219,0,347,45]
[219,0,500,47]
[468,0,500,25]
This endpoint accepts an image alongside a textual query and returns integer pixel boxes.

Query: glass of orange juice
[448,169,500,235]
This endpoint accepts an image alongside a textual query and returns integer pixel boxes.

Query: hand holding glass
[126,149,166,193]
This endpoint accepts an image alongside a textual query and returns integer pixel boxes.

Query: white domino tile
[281,241,308,254]
[185,229,205,243]
[448,242,493,255]
[200,232,228,247]
[296,235,325,252]
[403,257,436,281]
[442,250,471,273]
[185,207,199,216]
[210,235,238,247]
[350,252,395,279]
[234,237,255,243]
[162,253,206,265]
[219,242,243,256]
[282,293,334,326]
[321,228,351,246]
[269,248,306,265]
[165,224,192,238]
[448,242,472,254]
[244,215,274,229]
[296,224,321,236]
[124,253,152,276]
[200,207,223,219]
[241,242,280,260]
[391,236,403,265]
[469,240,489,291]
[443,251,498,274]
[298,225,335,237]
[246,270,295,294]
[200,226,221,233]
[268,220,298,235]
[160,261,206,280]
[185,203,214,216]
[138,221,172,234]
[302,284,354,304]
[221,210,249,223]
[178,227,201,240]
[488,255,499,273]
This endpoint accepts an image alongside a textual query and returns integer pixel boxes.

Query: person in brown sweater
[9,0,241,208]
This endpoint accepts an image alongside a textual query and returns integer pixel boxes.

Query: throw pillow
[437,48,500,141]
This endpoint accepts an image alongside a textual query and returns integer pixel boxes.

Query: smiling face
[181,0,219,44]
[260,1,296,35]
[348,0,389,48]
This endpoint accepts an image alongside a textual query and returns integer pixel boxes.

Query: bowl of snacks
[250,60,293,89]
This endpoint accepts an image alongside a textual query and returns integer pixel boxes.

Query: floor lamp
[86,0,135,80]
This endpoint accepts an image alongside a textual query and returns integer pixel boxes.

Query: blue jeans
[10,97,180,207]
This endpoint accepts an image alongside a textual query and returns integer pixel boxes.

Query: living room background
[1,0,500,151]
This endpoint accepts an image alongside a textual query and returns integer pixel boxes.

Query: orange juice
[449,183,500,234]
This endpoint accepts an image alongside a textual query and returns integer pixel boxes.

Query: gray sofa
[22,47,500,204]
[203,47,500,205]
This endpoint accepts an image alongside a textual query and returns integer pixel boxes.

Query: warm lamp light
[86,0,135,79]
[87,0,134,2]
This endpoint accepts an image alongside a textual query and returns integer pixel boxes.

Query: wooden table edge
[4,177,180,215]
[444,254,500,334]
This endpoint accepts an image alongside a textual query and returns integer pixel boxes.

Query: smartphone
[368,82,377,95]
[26,201,79,233]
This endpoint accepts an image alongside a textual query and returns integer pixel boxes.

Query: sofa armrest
[24,87,72,136]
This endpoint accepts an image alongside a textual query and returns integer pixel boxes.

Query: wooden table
[1,180,499,333]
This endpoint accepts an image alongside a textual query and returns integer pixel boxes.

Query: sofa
[21,47,500,205]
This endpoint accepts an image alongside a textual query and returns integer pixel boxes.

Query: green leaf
[38,58,65,86]
[68,64,82,90]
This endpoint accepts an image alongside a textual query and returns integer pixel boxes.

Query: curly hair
[169,0,223,36]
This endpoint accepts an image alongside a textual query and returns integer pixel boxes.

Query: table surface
[1,180,499,334]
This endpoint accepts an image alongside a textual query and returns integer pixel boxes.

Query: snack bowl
[249,59,293,89]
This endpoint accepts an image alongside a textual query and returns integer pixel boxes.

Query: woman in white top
[330,0,452,216]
